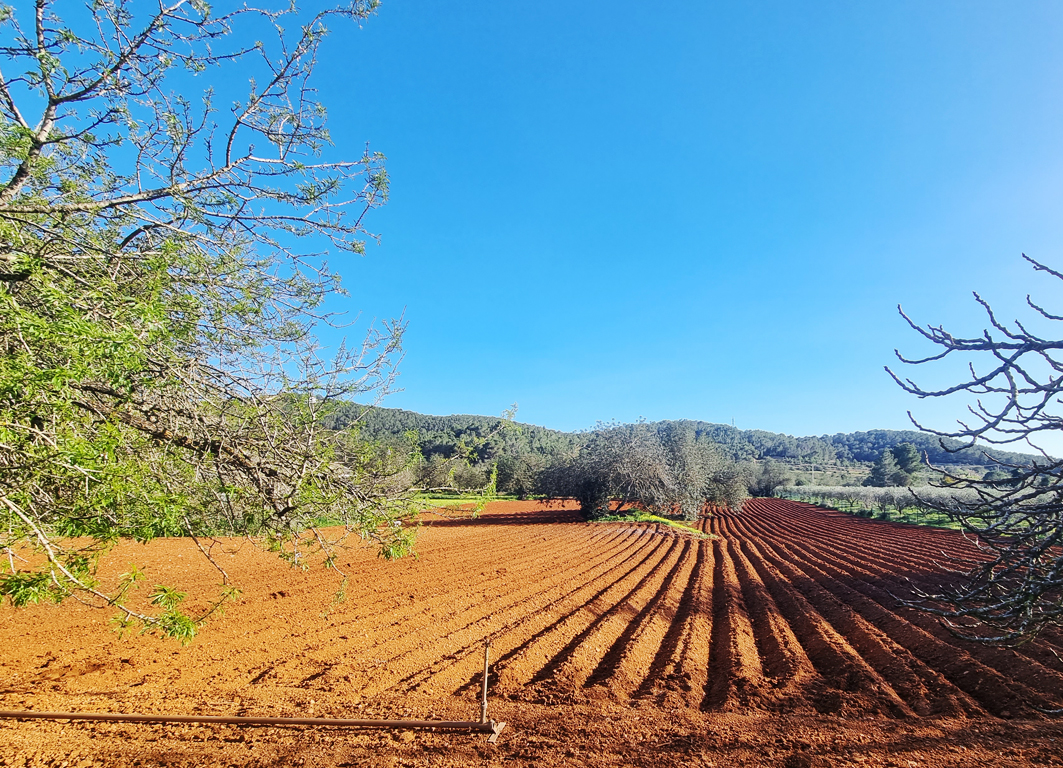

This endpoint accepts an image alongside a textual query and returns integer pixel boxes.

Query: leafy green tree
[0,0,414,639]
[659,424,749,519]
[659,422,710,520]
[415,453,454,491]
[537,421,669,519]
[703,458,751,516]
[408,408,518,495]
[452,462,491,492]
[495,453,537,499]
[748,458,793,497]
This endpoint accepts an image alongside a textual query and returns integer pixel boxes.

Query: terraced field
[3,499,1063,767]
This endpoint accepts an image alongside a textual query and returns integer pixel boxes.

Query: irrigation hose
[1,643,508,741]
[0,710,507,739]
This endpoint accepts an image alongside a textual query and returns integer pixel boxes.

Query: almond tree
[0,0,414,640]
[889,254,1063,644]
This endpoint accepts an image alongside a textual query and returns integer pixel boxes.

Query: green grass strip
[594,512,715,539]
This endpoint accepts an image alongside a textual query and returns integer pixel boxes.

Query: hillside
[822,429,1045,467]
[322,403,579,464]
[326,405,1044,468]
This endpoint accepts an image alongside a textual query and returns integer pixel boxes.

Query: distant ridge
[653,421,1045,467]
[820,428,1048,467]
[323,404,1045,468]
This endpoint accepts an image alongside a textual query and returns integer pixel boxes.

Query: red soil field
[2,499,1063,767]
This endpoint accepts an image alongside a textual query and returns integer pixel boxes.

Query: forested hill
[322,404,579,463]
[653,421,1042,466]
[325,405,1043,467]
[821,429,1044,467]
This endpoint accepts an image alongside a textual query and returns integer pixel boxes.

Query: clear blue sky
[308,1,1063,444]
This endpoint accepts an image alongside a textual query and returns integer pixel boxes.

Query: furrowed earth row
[733,500,1063,716]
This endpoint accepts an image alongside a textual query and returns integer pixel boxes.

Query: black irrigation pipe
[0,644,508,743]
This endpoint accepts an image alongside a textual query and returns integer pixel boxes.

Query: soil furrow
[702,538,763,711]
[352,527,656,695]
[392,529,664,695]
[731,520,957,717]
[748,526,983,718]
[634,540,713,708]
[746,503,1063,707]
[752,501,1063,676]
[260,524,634,689]
[723,519,912,717]
[727,536,812,693]
[741,503,1054,716]
[525,536,687,696]
[488,533,677,698]
[582,538,699,697]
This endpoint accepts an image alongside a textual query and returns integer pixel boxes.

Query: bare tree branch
[892,255,1063,644]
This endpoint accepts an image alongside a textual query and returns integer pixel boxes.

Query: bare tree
[888,254,1063,644]
[0,0,413,639]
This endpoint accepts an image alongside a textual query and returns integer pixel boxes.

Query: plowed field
[3,499,1063,767]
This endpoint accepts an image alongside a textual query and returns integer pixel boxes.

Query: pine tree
[866,449,903,487]
[890,442,922,482]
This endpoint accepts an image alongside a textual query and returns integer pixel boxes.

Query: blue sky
[308,1,1063,445]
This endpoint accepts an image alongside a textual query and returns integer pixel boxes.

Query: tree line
[334,406,1047,503]
[347,407,1045,473]
[328,408,806,512]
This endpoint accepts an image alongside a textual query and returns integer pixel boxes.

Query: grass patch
[868,507,964,530]
[414,493,521,506]
[594,511,715,539]
[416,497,479,510]
[413,493,524,518]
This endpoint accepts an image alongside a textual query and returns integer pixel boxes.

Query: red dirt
[2,498,1063,767]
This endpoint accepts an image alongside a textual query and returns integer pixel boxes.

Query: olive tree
[537,421,670,519]
[495,452,538,499]
[888,254,1063,644]
[748,458,793,497]
[0,0,413,640]
[538,421,747,521]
